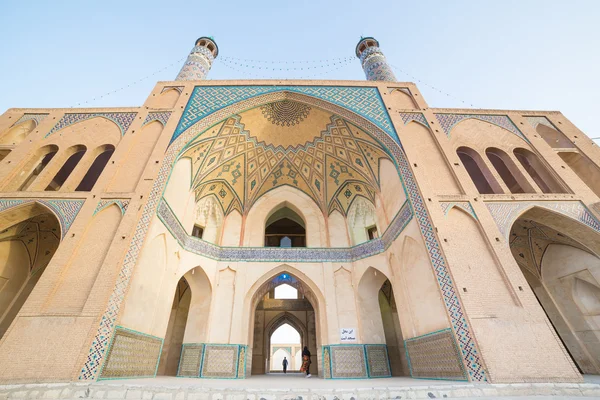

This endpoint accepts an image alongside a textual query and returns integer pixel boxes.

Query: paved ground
[1,374,600,399]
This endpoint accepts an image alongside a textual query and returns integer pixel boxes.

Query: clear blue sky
[1,0,599,141]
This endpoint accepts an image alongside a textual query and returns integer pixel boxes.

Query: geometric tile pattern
[440,202,477,220]
[404,328,468,381]
[98,326,163,380]
[330,345,368,378]
[200,344,240,379]
[526,116,558,131]
[322,346,332,379]
[80,86,487,382]
[46,112,137,137]
[158,198,407,262]
[177,344,204,377]
[237,346,246,379]
[358,46,397,82]
[486,201,600,238]
[434,113,527,141]
[10,113,48,127]
[399,112,429,127]
[94,199,130,216]
[176,45,214,81]
[365,344,391,378]
[173,86,398,145]
[142,112,172,128]
[181,113,389,216]
[0,198,85,239]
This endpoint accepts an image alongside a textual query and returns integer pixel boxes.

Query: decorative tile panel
[434,113,526,141]
[399,112,429,127]
[94,199,130,216]
[486,201,600,238]
[322,346,332,379]
[405,328,467,381]
[142,112,172,128]
[0,198,84,239]
[200,344,240,379]
[10,113,48,127]
[440,202,477,220]
[177,344,203,377]
[365,344,391,378]
[80,86,487,382]
[99,326,162,380]
[330,345,368,379]
[173,86,398,145]
[526,116,558,131]
[158,198,410,262]
[46,112,137,137]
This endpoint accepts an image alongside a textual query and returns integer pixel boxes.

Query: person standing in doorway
[282,357,288,374]
[300,346,312,378]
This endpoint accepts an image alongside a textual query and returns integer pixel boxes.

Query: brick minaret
[355,37,397,82]
[176,37,218,81]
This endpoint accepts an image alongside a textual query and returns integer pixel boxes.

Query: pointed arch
[0,119,36,146]
[244,185,326,247]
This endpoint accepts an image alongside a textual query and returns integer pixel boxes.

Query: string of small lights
[219,55,354,65]
[216,57,354,79]
[72,56,186,107]
[389,63,476,108]
[218,56,355,72]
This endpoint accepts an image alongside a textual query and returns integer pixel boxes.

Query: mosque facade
[0,37,599,384]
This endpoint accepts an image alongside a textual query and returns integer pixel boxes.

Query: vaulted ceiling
[180,100,393,217]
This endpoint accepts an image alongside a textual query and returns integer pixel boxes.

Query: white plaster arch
[243,185,326,247]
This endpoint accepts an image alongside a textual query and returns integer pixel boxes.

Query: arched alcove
[150,88,180,109]
[0,120,36,146]
[357,267,405,376]
[264,207,306,247]
[557,151,600,197]
[17,145,59,191]
[509,208,600,374]
[45,145,86,191]
[347,197,378,245]
[513,148,565,193]
[75,144,115,191]
[0,203,61,338]
[485,147,534,193]
[194,195,224,244]
[457,146,503,194]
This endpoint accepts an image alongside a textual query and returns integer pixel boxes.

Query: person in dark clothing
[300,346,312,377]
[282,357,288,374]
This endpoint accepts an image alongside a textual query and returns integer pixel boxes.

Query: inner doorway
[250,273,319,376]
[269,323,301,373]
[509,208,600,374]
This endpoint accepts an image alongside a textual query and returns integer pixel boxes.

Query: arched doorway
[158,266,212,376]
[264,207,306,247]
[0,203,61,338]
[509,207,600,374]
[269,323,302,373]
[357,267,406,377]
[248,270,321,377]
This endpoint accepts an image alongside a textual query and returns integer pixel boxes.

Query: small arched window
[76,145,115,191]
[513,148,565,193]
[265,207,306,248]
[456,147,502,194]
[19,145,59,191]
[486,147,533,194]
[46,145,86,191]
